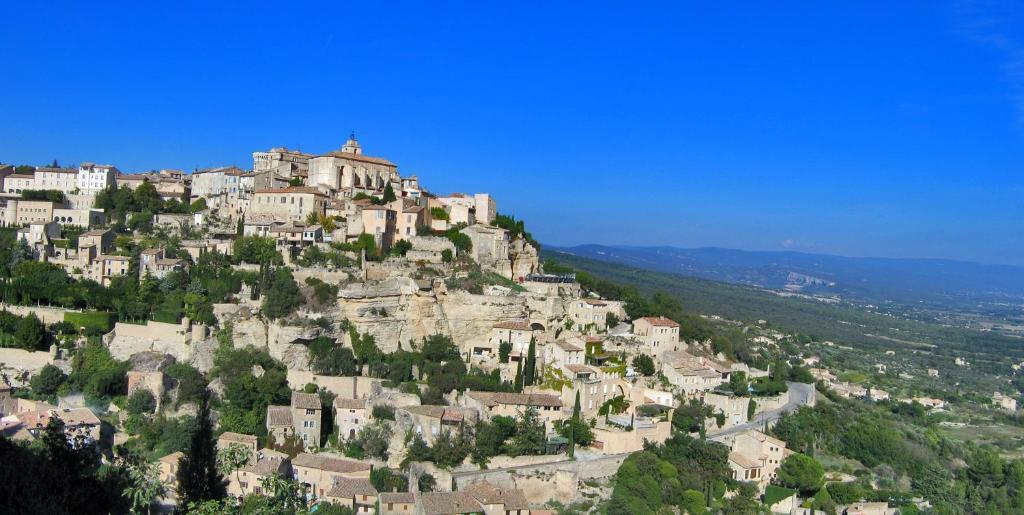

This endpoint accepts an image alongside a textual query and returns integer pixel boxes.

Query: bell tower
[341,132,362,155]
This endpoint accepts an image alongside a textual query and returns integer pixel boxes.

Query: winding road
[708,382,815,443]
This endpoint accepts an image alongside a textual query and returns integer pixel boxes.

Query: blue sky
[2,1,1022,265]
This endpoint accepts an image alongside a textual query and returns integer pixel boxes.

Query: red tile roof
[636,316,679,328]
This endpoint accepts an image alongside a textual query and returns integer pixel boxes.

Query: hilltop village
[0,137,1016,515]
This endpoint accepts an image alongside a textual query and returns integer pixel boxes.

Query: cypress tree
[568,390,581,458]
[176,391,225,508]
[514,359,523,392]
[524,337,536,386]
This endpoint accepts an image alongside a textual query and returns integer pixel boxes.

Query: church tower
[340,132,362,155]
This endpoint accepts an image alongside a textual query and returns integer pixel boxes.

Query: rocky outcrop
[509,236,539,280]
[338,278,529,353]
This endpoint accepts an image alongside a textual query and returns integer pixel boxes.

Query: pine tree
[176,391,225,508]
[514,359,523,392]
[524,337,536,386]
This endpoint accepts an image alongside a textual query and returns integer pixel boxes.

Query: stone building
[632,316,680,355]
[307,135,399,193]
[139,247,188,280]
[76,163,118,194]
[291,452,372,500]
[252,147,312,189]
[250,187,327,223]
[225,449,291,499]
[322,477,378,514]
[190,166,249,199]
[334,397,368,441]
[463,391,564,433]
[396,405,476,446]
[265,391,324,449]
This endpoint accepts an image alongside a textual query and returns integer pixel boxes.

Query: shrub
[126,389,157,415]
[371,404,395,421]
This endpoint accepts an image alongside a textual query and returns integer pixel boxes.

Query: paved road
[708,382,815,443]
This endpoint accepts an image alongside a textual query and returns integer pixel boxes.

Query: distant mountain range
[547,245,1024,311]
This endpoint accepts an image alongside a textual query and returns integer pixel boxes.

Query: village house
[250,186,327,223]
[464,391,564,433]
[484,321,534,359]
[460,224,512,278]
[434,192,497,226]
[416,481,530,515]
[702,391,750,429]
[335,397,368,441]
[290,452,372,499]
[225,449,291,499]
[360,204,397,252]
[389,197,426,242]
[252,147,312,189]
[730,429,788,492]
[632,316,681,354]
[190,166,249,199]
[396,405,476,446]
[322,477,379,514]
[809,368,836,383]
[867,387,890,402]
[267,222,323,255]
[8,408,103,448]
[567,299,613,333]
[158,451,184,502]
[266,391,324,448]
[379,492,416,515]
[659,350,729,395]
[993,392,1018,413]
[728,451,764,485]
[15,200,58,225]
[830,382,867,399]
[4,173,35,193]
[76,163,118,194]
[544,338,586,370]
[217,431,260,463]
[139,247,188,280]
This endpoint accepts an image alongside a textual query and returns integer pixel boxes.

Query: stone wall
[0,348,58,386]
[285,370,380,399]
[451,453,628,504]
[0,304,75,325]
[753,390,790,414]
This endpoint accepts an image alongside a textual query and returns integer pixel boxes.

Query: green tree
[498,340,512,363]
[568,390,580,457]
[513,359,523,392]
[15,312,46,351]
[728,371,749,396]
[776,453,824,496]
[381,183,397,203]
[176,392,226,506]
[262,268,303,319]
[632,354,656,376]
[30,364,67,398]
[524,337,537,386]
[124,458,166,515]
[503,407,546,456]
